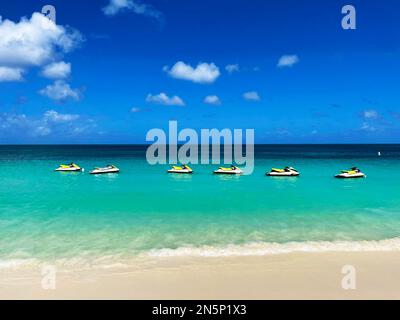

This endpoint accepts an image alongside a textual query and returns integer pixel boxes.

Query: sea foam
[0,259,37,269]
[146,237,400,257]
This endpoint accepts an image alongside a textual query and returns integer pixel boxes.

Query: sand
[1,252,400,300]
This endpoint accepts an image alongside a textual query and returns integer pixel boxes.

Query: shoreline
[2,252,400,300]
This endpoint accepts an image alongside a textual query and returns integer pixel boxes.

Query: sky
[0,0,399,144]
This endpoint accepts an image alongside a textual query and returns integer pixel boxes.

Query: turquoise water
[1,145,400,267]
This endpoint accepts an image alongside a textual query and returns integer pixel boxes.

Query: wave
[146,237,400,257]
[2,238,400,270]
[0,257,131,272]
[0,259,37,269]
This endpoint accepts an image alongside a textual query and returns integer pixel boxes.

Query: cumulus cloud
[277,55,299,68]
[43,110,79,122]
[204,95,221,105]
[0,110,91,139]
[41,61,71,79]
[243,91,260,101]
[0,113,28,131]
[0,12,82,85]
[225,64,239,74]
[164,61,220,84]
[359,110,381,132]
[34,125,52,136]
[146,92,185,106]
[0,13,82,68]
[362,109,378,119]
[0,66,24,82]
[102,0,163,22]
[39,80,81,102]
[70,120,97,135]
[361,122,376,132]
[103,0,131,15]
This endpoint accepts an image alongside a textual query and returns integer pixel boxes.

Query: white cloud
[44,110,80,122]
[164,61,220,84]
[225,64,239,74]
[360,110,379,132]
[39,80,81,102]
[0,13,82,85]
[276,129,291,136]
[0,113,28,130]
[131,107,141,113]
[35,125,52,136]
[0,13,82,68]
[41,61,71,79]
[0,110,93,139]
[102,0,163,21]
[0,66,24,82]
[277,55,299,68]
[361,122,376,132]
[363,110,378,119]
[204,95,221,105]
[146,92,185,106]
[243,91,260,101]
[69,119,97,135]
[103,0,131,15]
[0,112,51,137]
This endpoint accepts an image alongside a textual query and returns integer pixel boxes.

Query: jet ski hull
[213,169,243,175]
[266,171,299,176]
[335,173,366,179]
[90,168,120,174]
[55,167,82,172]
[167,169,193,174]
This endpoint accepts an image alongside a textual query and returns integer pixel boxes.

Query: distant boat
[213,166,243,175]
[55,163,83,172]
[266,166,300,177]
[90,165,120,175]
[335,167,366,179]
[378,151,382,157]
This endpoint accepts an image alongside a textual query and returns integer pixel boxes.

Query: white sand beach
[1,252,400,300]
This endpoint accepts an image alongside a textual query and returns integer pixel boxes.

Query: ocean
[1,144,400,270]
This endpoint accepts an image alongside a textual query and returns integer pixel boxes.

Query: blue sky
[0,0,399,143]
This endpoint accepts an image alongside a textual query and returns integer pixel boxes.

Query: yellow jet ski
[55,163,83,172]
[167,164,193,174]
[335,167,366,179]
[266,166,300,177]
[213,166,243,175]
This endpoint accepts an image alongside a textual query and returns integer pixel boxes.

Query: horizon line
[0,143,399,146]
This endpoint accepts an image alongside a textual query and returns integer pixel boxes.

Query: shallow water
[0,145,399,268]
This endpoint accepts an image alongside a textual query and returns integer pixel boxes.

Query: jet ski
[266,166,299,177]
[90,165,120,175]
[335,167,366,179]
[167,164,193,174]
[55,163,83,172]
[213,166,243,175]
